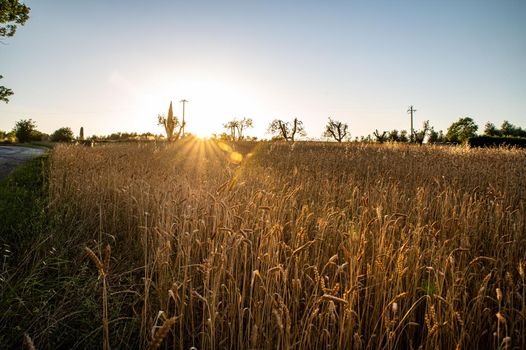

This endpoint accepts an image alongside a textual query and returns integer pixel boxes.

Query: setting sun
[128,78,263,138]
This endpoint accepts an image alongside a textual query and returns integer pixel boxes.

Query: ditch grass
[0,155,111,349]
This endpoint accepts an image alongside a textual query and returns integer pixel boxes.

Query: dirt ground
[0,146,46,180]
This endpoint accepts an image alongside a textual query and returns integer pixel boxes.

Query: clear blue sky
[1,0,525,138]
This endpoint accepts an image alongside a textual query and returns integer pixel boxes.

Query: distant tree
[500,120,526,137]
[223,118,252,141]
[481,121,526,138]
[500,120,515,136]
[428,129,437,143]
[0,130,16,143]
[414,120,431,145]
[158,101,184,141]
[323,117,349,142]
[137,131,156,140]
[1,1,31,103]
[446,117,478,143]
[223,120,237,140]
[7,130,16,142]
[79,126,84,140]
[268,118,306,142]
[359,135,373,143]
[31,129,48,141]
[109,132,121,140]
[373,129,387,143]
[235,117,253,140]
[211,132,231,141]
[484,122,500,137]
[399,130,409,143]
[51,127,74,142]
[427,128,444,144]
[387,129,400,142]
[13,118,36,143]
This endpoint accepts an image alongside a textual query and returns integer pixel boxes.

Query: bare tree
[158,101,185,141]
[373,129,387,143]
[223,120,238,140]
[235,117,253,140]
[223,117,253,141]
[268,118,306,142]
[268,120,288,141]
[323,117,349,142]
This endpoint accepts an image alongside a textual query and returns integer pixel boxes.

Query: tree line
[0,119,76,143]
[2,104,525,146]
[219,115,524,145]
[0,120,164,144]
[0,115,522,145]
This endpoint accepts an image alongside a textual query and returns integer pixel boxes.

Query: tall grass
[47,139,526,349]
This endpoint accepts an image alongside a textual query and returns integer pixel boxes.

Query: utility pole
[407,105,416,142]
[180,99,188,137]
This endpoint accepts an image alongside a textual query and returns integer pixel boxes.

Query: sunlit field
[41,140,526,348]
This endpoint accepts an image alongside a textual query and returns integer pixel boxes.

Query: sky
[1,0,525,139]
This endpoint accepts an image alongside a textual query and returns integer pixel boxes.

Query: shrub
[51,127,74,142]
[13,119,37,143]
[31,130,49,142]
[468,135,526,148]
[446,117,478,143]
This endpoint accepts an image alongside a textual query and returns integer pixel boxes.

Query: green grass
[0,156,49,346]
[0,155,48,250]
[0,155,103,349]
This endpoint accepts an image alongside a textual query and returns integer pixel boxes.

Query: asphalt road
[0,146,46,180]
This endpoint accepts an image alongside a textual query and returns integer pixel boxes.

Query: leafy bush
[31,130,49,142]
[468,135,526,148]
[13,119,37,143]
[446,117,478,143]
[51,127,74,142]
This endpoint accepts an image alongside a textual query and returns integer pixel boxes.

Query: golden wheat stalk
[321,293,348,304]
[103,244,111,275]
[84,246,104,274]
[23,333,35,350]
[149,316,177,350]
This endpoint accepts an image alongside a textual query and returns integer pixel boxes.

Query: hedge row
[468,135,526,148]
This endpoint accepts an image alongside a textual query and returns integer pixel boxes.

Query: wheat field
[47,139,525,349]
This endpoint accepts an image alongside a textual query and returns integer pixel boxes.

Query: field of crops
[42,139,526,349]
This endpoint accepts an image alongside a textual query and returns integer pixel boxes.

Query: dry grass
[48,138,526,349]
